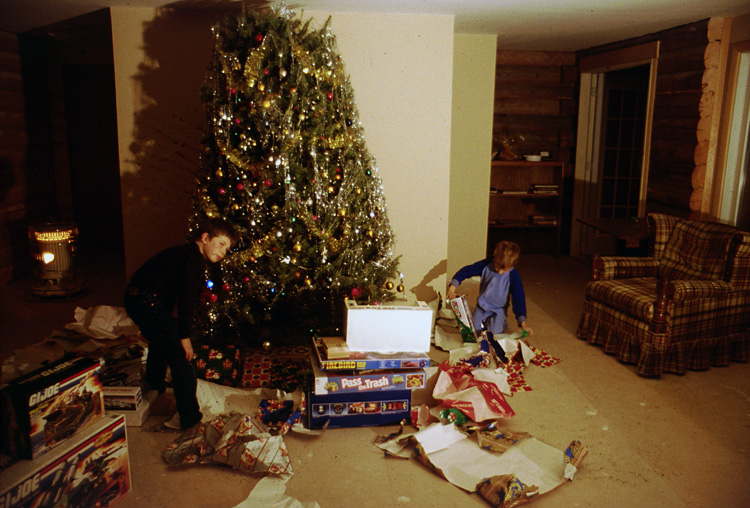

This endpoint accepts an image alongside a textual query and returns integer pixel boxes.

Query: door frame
[570,42,660,259]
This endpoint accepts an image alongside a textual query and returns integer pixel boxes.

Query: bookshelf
[487,160,564,256]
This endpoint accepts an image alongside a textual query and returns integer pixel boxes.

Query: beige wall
[305,11,455,301]
[111,6,221,276]
[447,33,497,283]
[111,7,495,303]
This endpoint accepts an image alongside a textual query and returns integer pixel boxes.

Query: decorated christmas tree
[190,5,401,343]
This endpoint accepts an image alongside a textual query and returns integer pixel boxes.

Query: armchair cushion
[585,277,656,322]
[659,219,738,281]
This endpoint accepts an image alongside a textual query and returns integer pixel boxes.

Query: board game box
[313,337,431,372]
[311,354,426,395]
[307,389,411,429]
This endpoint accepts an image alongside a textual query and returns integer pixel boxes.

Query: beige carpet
[108,291,750,508]
[3,254,749,507]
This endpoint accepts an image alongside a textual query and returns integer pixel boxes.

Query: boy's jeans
[124,289,202,429]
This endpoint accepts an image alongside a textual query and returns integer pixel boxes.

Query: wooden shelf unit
[487,160,564,256]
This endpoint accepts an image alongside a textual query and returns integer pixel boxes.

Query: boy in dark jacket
[124,219,237,429]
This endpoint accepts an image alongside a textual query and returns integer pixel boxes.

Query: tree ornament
[385,281,394,290]
[396,284,404,293]
[222,283,231,292]
[351,287,362,299]
[293,243,302,252]
[255,33,264,42]
[326,91,333,100]
[210,294,218,303]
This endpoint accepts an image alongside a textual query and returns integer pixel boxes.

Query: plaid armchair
[577,213,750,376]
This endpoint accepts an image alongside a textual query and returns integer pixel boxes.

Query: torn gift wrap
[163,412,292,476]
[406,423,587,505]
[433,362,515,421]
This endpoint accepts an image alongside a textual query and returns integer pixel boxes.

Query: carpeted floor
[1,253,749,507]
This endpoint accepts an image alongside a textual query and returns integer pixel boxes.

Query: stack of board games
[307,336,431,429]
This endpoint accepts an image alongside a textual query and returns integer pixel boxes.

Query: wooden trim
[579,42,659,73]
[701,18,734,214]
[638,47,659,217]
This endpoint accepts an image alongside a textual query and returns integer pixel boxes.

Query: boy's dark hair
[201,218,239,245]
[493,240,520,270]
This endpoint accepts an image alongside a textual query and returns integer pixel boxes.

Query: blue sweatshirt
[450,258,527,334]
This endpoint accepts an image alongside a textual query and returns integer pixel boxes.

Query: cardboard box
[311,354,426,395]
[313,337,430,371]
[344,300,433,352]
[0,414,131,508]
[106,390,155,427]
[103,386,143,411]
[1,356,105,460]
[308,389,411,429]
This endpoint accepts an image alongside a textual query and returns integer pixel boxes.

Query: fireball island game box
[1,356,105,460]
[0,414,131,508]
[313,337,430,371]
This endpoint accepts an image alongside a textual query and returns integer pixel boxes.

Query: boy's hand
[446,285,458,299]
[181,338,195,361]
[521,323,533,335]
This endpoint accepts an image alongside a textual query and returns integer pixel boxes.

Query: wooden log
[496,50,576,67]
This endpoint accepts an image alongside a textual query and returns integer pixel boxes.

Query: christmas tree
[190,5,401,343]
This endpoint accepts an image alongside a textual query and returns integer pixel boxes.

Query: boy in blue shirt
[446,240,533,336]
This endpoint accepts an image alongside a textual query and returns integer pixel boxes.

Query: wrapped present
[193,344,242,387]
[241,345,310,389]
[163,412,291,476]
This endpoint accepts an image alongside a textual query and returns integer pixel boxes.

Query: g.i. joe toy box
[0,414,131,508]
[310,354,426,395]
[1,356,105,460]
[308,389,411,429]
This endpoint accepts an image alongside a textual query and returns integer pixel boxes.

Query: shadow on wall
[410,259,447,303]
[119,2,239,276]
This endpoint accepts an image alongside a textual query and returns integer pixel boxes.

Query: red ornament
[244,276,250,282]
[222,283,230,292]
[264,179,272,187]
[351,287,362,298]
[234,118,241,124]
[231,88,236,94]
[263,69,269,75]
[237,183,244,190]
[209,294,218,303]
[326,91,333,101]
[255,33,263,42]
[219,188,226,194]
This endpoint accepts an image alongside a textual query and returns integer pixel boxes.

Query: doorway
[570,42,659,259]
[597,65,649,220]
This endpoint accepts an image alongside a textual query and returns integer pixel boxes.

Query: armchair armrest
[651,279,733,333]
[592,254,659,281]
[669,280,732,301]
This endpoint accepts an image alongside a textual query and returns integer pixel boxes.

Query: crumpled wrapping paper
[432,362,515,422]
[163,412,292,477]
[65,305,139,339]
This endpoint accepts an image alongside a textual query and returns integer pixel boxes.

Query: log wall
[493,51,578,165]
[578,20,710,218]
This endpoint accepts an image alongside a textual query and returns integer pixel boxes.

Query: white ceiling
[1,0,749,51]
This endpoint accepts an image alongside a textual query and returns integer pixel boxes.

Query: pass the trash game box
[308,389,411,429]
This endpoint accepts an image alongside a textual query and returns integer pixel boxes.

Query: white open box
[344,300,433,352]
